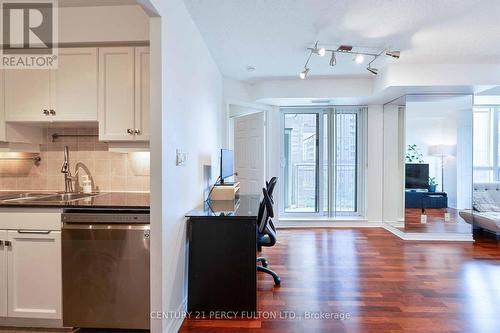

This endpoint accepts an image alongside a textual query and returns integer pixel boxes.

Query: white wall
[149,1,223,332]
[382,103,405,223]
[366,105,384,222]
[59,6,149,43]
[251,77,373,102]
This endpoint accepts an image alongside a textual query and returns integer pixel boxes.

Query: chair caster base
[257,265,281,286]
[257,257,268,267]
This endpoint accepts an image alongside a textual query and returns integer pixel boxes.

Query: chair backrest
[257,187,277,245]
[267,177,278,199]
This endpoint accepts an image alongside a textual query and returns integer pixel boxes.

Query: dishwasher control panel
[62,210,150,224]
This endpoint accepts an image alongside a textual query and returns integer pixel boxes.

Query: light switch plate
[420,214,427,224]
[176,149,186,166]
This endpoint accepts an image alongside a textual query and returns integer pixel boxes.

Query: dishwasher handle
[62,223,150,231]
[17,230,51,234]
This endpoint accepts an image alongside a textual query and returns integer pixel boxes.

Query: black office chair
[266,177,278,230]
[266,177,278,200]
[256,187,280,285]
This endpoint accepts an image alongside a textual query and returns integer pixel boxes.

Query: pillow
[473,191,500,212]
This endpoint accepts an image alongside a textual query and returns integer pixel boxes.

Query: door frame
[227,100,271,185]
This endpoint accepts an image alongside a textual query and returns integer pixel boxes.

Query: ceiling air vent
[311,99,331,104]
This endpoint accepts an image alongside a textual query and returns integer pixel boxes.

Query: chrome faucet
[61,146,77,193]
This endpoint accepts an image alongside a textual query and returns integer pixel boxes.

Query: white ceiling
[184,0,500,81]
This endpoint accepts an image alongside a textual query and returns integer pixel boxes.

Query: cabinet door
[4,69,50,122]
[0,230,7,317]
[7,230,61,319]
[134,47,150,141]
[98,47,135,141]
[51,48,98,121]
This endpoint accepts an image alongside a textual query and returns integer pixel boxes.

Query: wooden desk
[185,195,261,314]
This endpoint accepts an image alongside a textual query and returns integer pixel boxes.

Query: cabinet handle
[49,109,56,116]
[0,240,3,246]
[127,129,134,135]
[43,109,49,115]
[4,241,11,247]
[134,129,141,135]
[17,229,51,234]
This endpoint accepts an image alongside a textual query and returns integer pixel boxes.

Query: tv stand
[405,190,448,209]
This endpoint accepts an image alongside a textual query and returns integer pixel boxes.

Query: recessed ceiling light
[245,65,256,72]
[354,54,364,64]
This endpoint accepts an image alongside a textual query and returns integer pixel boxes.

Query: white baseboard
[277,219,380,228]
[166,296,187,333]
[382,223,474,242]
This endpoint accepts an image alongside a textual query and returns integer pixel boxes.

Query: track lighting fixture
[311,41,326,57]
[386,50,400,59]
[329,52,336,66]
[353,54,364,64]
[299,67,310,79]
[366,67,378,75]
[299,41,400,79]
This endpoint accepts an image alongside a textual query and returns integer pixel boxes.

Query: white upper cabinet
[4,47,98,123]
[0,230,7,318]
[4,69,51,122]
[7,230,62,320]
[99,46,150,141]
[50,48,98,121]
[98,47,136,141]
[134,47,150,141]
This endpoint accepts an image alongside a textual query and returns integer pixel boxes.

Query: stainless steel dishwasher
[61,209,150,330]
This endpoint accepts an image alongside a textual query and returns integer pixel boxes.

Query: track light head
[386,50,400,59]
[366,67,378,75]
[299,67,310,79]
[329,52,336,66]
[353,54,364,64]
[312,41,326,57]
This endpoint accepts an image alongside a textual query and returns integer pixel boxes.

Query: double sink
[0,192,100,204]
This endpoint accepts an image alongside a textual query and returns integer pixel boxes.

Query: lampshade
[428,144,456,157]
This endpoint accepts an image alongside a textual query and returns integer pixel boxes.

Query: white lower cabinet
[0,230,61,320]
[0,230,7,318]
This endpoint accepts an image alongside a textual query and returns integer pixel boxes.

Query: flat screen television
[405,163,429,189]
[220,149,234,184]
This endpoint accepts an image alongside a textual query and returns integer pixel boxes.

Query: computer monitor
[220,149,234,184]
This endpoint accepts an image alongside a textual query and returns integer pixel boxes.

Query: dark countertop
[0,192,150,209]
[185,195,261,219]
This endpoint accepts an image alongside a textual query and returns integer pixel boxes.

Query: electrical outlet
[420,214,427,224]
[444,212,451,222]
[176,149,186,166]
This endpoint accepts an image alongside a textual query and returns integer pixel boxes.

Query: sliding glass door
[282,107,365,217]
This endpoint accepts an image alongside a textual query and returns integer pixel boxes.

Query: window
[473,106,499,182]
[283,113,318,212]
[282,107,365,216]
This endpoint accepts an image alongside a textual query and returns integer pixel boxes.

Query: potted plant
[428,177,438,192]
[405,144,424,163]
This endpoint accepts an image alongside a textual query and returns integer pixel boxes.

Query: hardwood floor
[180,228,499,333]
[403,208,472,234]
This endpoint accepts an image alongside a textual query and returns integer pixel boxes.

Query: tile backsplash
[0,127,150,192]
